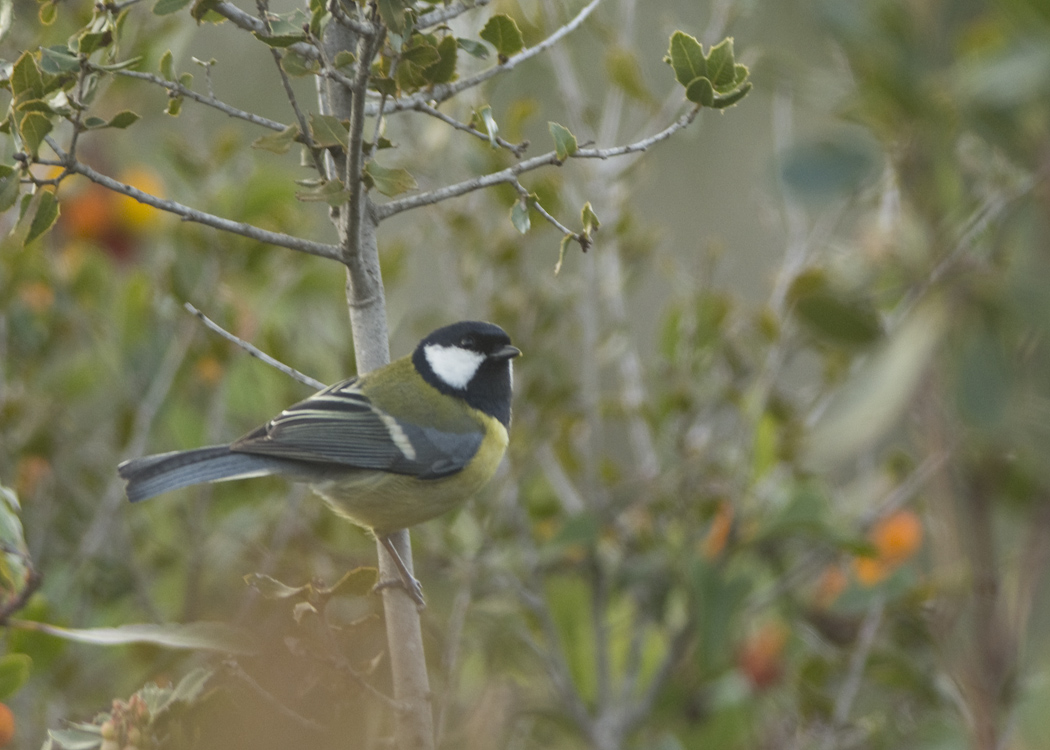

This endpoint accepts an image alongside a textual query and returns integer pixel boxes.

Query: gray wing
[229,378,482,479]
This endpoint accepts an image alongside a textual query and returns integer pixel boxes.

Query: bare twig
[43,138,342,261]
[413,101,529,157]
[416,0,492,29]
[183,303,326,389]
[327,0,375,36]
[211,1,321,61]
[343,23,384,263]
[107,67,289,132]
[375,104,701,219]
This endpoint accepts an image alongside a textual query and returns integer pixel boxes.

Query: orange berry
[852,555,889,586]
[814,563,848,608]
[871,509,922,564]
[61,183,117,242]
[0,702,15,746]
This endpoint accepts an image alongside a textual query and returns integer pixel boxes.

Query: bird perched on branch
[118,320,520,605]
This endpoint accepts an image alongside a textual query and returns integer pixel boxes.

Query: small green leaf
[308,113,349,149]
[555,233,573,275]
[363,161,417,197]
[711,81,752,109]
[376,0,409,33]
[321,567,377,597]
[666,31,705,88]
[153,0,191,16]
[705,37,737,88]
[39,46,79,74]
[166,95,183,116]
[480,14,524,59]
[38,1,57,26]
[423,34,457,84]
[159,49,175,80]
[401,36,441,69]
[95,56,143,72]
[548,121,577,161]
[252,124,299,154]
[106,110,140,129]
[82,116,107,129]
[476,104,498,147]
[244,572,309,599]
[16,98,54,114]
[581,201,600,235]
[11,51,44,103]
[456,37,489,58]
[24,189,60,246]
[684,76,714,106]
[511,199,530,234]
[280,49,320,77]
[0,166,21,213]
[254,12,308,47]
[332,50,356,69]
[17,111,53,157]
[46,728,101,750]
[190,0,224,23]
[296,178,351,206]
[77,30,113,55]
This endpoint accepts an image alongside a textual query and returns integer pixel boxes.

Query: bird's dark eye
[460,335,476,348]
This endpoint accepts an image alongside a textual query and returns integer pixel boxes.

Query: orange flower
[852,555,889,586]
[738,621,788,690]
[701,501,733,559]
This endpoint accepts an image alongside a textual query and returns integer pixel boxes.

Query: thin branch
[416,0,492,29]
[183,303,326,389]
[211,1,321,61]
[43,138,342,261]
[343,23,384,261]
[370,0,604,116]
[412,101,529,157]
[327,0,376,36]
[375,104,701,220]
[107,67,288,132]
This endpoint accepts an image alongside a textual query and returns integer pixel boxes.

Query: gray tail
[118,446,296,503]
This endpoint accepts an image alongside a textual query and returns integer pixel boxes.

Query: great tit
[118,320,520,604]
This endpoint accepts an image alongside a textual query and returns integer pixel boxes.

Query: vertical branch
[319,13,433,750]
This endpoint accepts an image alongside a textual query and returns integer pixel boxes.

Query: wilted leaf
[363,161,417,197]
[555,233,573,274]
[480,14,524,59]
[549,121,577,161]
[12,621,260,655]
[322,567,378,597]
[244,572,309,599]
[296,179,351,206]
[475,104,498,147]
[581,201,600,236]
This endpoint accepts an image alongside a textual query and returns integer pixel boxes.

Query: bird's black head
[412,321,520,427]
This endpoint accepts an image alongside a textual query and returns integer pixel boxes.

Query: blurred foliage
[1,0,1050,749]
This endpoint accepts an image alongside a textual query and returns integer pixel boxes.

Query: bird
[118,320,520,605]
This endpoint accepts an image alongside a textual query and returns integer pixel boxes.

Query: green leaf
[475,104,498,147]
[11,51,44,103]
[94,56,143,72]
[46,728,101,750]
[105,110,140,129]
[363,161,417,197]
[76,30,113,55]
[0,166,20,213]
[684,76,714,106]
[376,0,409,33]
[511,199,530,234]
[789,271,882,347]
[38,1,57,26]
[666,31,706,88]
[153,0,191,16]
[423,34,457,84]
[711,80,751,109]
[0,0,11,44]
[39,46,80,74]
[323,567,377,597]
[280,48,320,77]
[254,11,309,47]
[0,653,30,699]
[17,111,53,157]
[166,667,213,707]
[705,37,737,88]
[16,98,54,114]
[244,572,309,599]
[308,113,348,149]
[401,37,441,69]
[296,178,351,206]
[23,190,59,246]
[159,49,175,80]
[13,621,260,655]
[548,121,577,161]
[252,124,299,154]
[456,37,489,59]
[190,0,224,23]
[480,14,524,59]
[332,50,356,69]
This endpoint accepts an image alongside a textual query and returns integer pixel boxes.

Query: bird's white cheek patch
[424,344,484,389]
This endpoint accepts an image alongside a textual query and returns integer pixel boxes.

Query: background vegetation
[2,0,1050,748]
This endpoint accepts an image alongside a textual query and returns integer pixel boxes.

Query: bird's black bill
[491,344,521,360]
